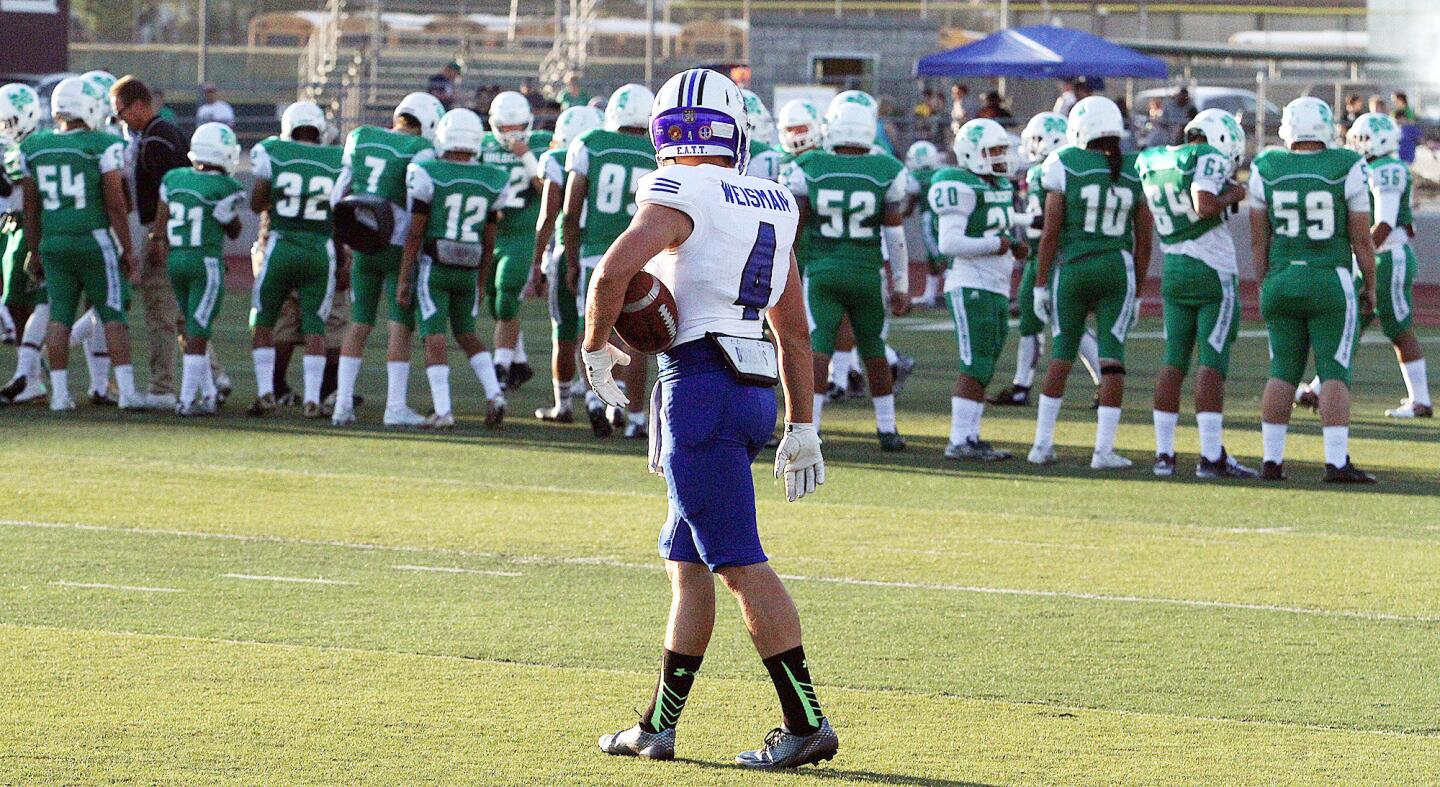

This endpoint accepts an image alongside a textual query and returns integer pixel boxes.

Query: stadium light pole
[198,0,209,84]
[645,0,654,89]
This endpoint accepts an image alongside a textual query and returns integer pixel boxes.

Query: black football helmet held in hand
[333,193,395,253]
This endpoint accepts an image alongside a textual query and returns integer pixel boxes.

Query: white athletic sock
[921,273,940,301]
[1095,405,1121,454]
[252,347,276,398]
[950,396,974,445]
[180,354,205,407]
[385,361,410,410]
[1322,425,1349,467]
[884,344,900,367]
[1078,331,1102,386]
[21,305,48,377]
[494,347,515,369]
[114,364,136,400]
[301,354,325,405]
[812,393,826,429]
[335,356,362,412]
[1402,359,1430,407]
[1196,411,1223,463]
[1152,410,1178,456]
[628,410,645,426]
[49,369,67,398]
[1034,394,1062,448]
[971,401,985,441]
[469,351,502,400]
[200,357,217,400]
[16,344,39,381]
[873,394,897,432]
[85,347,110,395]
[1014,335,1038,387]
[1261,422,1287,464]
[553,379,573,412]
[829,353,851,388]
[513,331,528,363]
[0,304,12,337]
[849,349,861,372]
[426,364,451,416]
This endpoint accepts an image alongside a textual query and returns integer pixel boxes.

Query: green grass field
[2,304,1438,784]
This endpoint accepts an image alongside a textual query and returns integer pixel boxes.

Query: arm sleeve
[882,224,909,290]
[565,137,589,176]
[904,170,921,197]
[932,182,1003,258]
[885,167,911,205]
[12,149,28,179]
[99,142,125,175]
[1346,159,1371,212]
[1246,165,1267,208]
[250,144,272,181]
[1039,153,1066,193]
[214,190,244,224]
[1191,152,1230,195]
[405,163,434,214]
[783,162,808,197]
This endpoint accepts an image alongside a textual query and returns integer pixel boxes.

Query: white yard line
[394,564,522,577]
[51,580,182,593]
[221,574,354,586]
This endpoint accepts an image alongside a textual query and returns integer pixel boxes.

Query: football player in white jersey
[585,68,836,769]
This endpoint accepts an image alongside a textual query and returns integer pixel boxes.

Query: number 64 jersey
[636,163,798,345]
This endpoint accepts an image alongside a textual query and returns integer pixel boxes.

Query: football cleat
[1384,399,1433,419]
[824,382,850,404]
[986,383,1030,407]
[176,397,217,417]
[331,406,356,426]
[1260,460,1287,481]
[275,388,298,407]
[1323,458,1377,484]
[90,389,118,407]
[1196,449,1259,480]
[118,392,150,411]
[623,421,647,440]
[944,438,1011,461]
[507,361,534,390]
[876,430,907,451]
[845,369,865,398]
[302,401,324,419]
[214,371,232,403]
[49,393,77,411]
[1090,450,1133,470]
[534,405,574,423]
[587,403,614,438]
[246,393,277,417]
[423,411,456,430]
[485,396,506,428]
[1152,453,1177,477]
[1,375,46,405]
[1294,387,1320,413]
[891,355,917,395]
[494,364,510,390]
[382,405,427,428]
[144,392,178,410]
[736,719,839,770]
[598,723,676,761]
[1027,444,1056,465]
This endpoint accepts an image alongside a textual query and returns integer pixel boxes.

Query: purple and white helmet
[650,68,750,173]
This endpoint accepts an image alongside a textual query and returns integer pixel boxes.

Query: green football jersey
[342,126,433,206]
[17,128,126,241]
[1251,147,1364,269]
[408,159,510,244]
[1136,143,1228,245]
[1023,163,1046,243]
[160,168,245,258]
[480,129,554,243]
[792,149,906,273]
[911,166,943,263]
[251,136,344,238]
[570,129,655,258]
[1367,154,1412,229]
[928,167,1013,240]
[1046,146,1143,264]
[2,142,24,214]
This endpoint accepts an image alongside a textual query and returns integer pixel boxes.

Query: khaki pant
[274,288,349,349]
[135,215,180,395]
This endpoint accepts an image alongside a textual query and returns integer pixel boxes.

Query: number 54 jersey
[637,163,798,345]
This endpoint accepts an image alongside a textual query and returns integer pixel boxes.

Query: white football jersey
[636,163,798,345]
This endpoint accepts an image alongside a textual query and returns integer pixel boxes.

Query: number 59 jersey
[250,137,344,239]
[637,163,798,345]
[1247,147,1368,270]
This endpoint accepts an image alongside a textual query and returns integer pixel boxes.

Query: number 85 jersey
[637,163,798,344]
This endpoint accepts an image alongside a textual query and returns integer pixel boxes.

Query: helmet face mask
[394,92,445,140]
[1279,96,1334,147]
[605,83,655,131]
[777,99,820,155]
[649,69,749,172]
[435,108,485,158]
[1345,111,1400,159]
[189,121,241,173]
[0,83,41,145]
[281,101,327,142]
[488,91,534,145]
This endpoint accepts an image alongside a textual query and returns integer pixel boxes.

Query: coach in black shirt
[110,76,193,407]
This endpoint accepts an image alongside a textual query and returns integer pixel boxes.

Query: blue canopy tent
[915,26,1168,79]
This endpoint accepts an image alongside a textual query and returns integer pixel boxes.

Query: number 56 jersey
[637,163,798,345]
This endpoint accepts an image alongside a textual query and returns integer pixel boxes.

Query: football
[615,270,679,354]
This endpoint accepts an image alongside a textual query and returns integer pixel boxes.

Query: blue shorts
[656,340,777,571]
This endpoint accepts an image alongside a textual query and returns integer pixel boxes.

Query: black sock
[762,645,824,735]
[639,649,703,733]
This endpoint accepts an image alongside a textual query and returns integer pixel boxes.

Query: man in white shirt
[194,84,235,127]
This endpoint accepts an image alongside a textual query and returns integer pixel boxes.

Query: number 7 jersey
[636,163,798,344]
[250,137,344,239]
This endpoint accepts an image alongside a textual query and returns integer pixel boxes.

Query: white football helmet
[435,108,485,157]
[650,68,749,171]
[189,122,241,173]
[50,76,105,130]
[823,101,878,151]
[488,91,534,144]
[777,99,821,155]
[1279,96,1334,147]
[552,105,603,147]
[394,91,445,141]
[1346,111,1400,159]
[954,118,1016,177]
[0,83,41,144]
[741,89,776,146]
[1067,96,1124,147]
[827,90,879,121]
[81,70,116,93]
[605,83,654,131]
[1184,108,1246,168]
[280,101,327,141]
[905,140,940,171]
[1021,111,1068,163]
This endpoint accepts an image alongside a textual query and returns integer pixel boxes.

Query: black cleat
[1196,449,1259,480]
[1260,461,1286,481]
[1324,458,1377,484]
[0,375,28,404]
[494,364,510,390]
[877,430,907,452]
[588,404,613,438]
[506,362,534,390]
[986,383,1030,406]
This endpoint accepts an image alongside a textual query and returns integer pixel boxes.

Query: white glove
[582,345,631,409]
[1032,285,1050,325]
[773,423,825,502]
[1130,296,1144,330]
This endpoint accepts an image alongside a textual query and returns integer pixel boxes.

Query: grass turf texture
[1,303,1438,784]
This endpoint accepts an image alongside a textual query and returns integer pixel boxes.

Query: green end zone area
[1,306,1438,783]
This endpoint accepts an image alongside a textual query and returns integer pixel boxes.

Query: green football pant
[350,245,415,328]
[486,241,530,321]
[417,257,479,338]
[1376,244,1416,340]
[251,232,337,337]
[1049,250,1135,364]
[547,247,579,343]
[167,252,225,340]
[1160,254,1239,376]
[805,267,887,359]
[947,286,1009,387]
[42,229,128,325]
[2,225,46,308]
[1260,263,1359,386]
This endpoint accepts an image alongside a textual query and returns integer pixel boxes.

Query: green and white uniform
[480,129,552,320]
[539,146,579,342]
[16,128,128,324]
[337,125,434,327]
[159,168,245,339]
[785,149,909,358]
[1247,147,1369,385]
[1136,143,1240,375]
[250,136,344,336]
[1016,163,1048,337]
[405,157,509,338]
[778,153,813,274]
[929,167,1014,386]
[1,141,44,309]
[1367,154,1416,340]
[565,128,656,308]
[747,140,783,182]
[1039,146,1143,363]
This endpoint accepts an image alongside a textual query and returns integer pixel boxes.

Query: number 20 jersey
[636,163,798,345]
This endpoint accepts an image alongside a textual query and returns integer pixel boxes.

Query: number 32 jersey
[250,137,344,240]
[637,163,798,345]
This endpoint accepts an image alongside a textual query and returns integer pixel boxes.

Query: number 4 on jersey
[736,222,776,320]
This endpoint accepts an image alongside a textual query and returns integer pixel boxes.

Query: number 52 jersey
[636,163,798,345]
